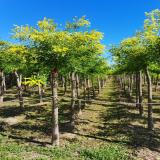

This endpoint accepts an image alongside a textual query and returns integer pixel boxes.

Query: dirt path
[75,80,160,160]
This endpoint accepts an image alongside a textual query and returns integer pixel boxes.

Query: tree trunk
[155,74,159,92]
[70,72,77,128]
[77,99,82,116]
[87,76,90,100]
[38,83,43,103]
[0,70,5,102]
[97,76,101,94]
[128,76,130,95]
[100,78,103,88]
[91,78,95,98]
[123,74,126,92]
[83,78,87,106]
[143,75,146,85]
[62,76,65,90]
[129,74,133,97]
[138,71,143,116]
[64,77,67,95]
[2,73,6,92]
[119,76,123,89]
[145,67,154,130]
[79,77,83,89]
[68,73,71,89]
[51,68,59,146]
[14,71,24,109]
[136,72,139,108]
[76,73,79,98]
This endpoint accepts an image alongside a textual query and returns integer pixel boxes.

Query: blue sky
[0,0,159,47]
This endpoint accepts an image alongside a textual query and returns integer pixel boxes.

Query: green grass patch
[0,134,132,160]
[79,144,132,160]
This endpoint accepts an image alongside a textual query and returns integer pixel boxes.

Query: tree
[12,18,71,145]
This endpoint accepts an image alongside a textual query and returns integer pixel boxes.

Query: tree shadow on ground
[0,106,23,118]
[96,85,160,152]
[0,98,73,145]
[74,82,160,153]
[0,132,51,146]
[153,108,160,114]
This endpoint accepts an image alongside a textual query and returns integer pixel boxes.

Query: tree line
[110,9,160,131]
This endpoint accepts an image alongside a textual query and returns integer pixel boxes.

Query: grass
[80,145,131,160]
[0,134,131,160]
[0,80,159,159]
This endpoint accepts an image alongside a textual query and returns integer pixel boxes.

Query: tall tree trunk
[155,74,159,92]
[136,72,139,108]
[51,68,59,146]
[87,76,90,100]
[14,71,24,109]
[123,74,126,92]
[68,73,71,89]
[143,75,146,85]
[97,76,101,94]
[0,85,3,103]
[38,83,43,103]
[64,77,67,95]
[77,99,82,116]
[128,75,131,95]
[138,71,143,116]
[0,70,5,102]
[62,76,65,90]
[79,77,83,89]
[100,78,103,88]
[83,78,87,106]
[129,74,133,97]
[76,73,79,98]
[2,73,6,92]
[91,78,95,98]
[70,72,77,128]
[119,76,123,89]
[145,67,154,130]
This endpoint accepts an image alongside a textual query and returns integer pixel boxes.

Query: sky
[0,0,160,47]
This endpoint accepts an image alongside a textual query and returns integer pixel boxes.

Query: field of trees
[0,9,160,160]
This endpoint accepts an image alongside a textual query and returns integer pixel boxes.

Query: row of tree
[110,9,160,130]
[0,17,109,145]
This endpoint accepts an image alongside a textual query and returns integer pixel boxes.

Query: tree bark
[64,77,67,95]
[129,74,133,97]
[14,71,24,109]
[2,72,6,92]
[91,78,95,98]
[97,76,101,94]
[83,78,87,106]
[155,74,159,92]
[51,68,59,146]
[136,72,139,108]
[76,73,79,98]
[145,67,154,130]
[70,72,77,128]
[119,76,123,89]
[143,75,146,85]
[68,73,71,89]
[77,99,82,116]
[87,76,90,100]
[62,76,65,90]
[138,71,143,116]
[0,70,5,102]
[123,74,126,92]
[38,83,43,103]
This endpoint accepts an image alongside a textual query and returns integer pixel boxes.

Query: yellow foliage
[52,46,69,53]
